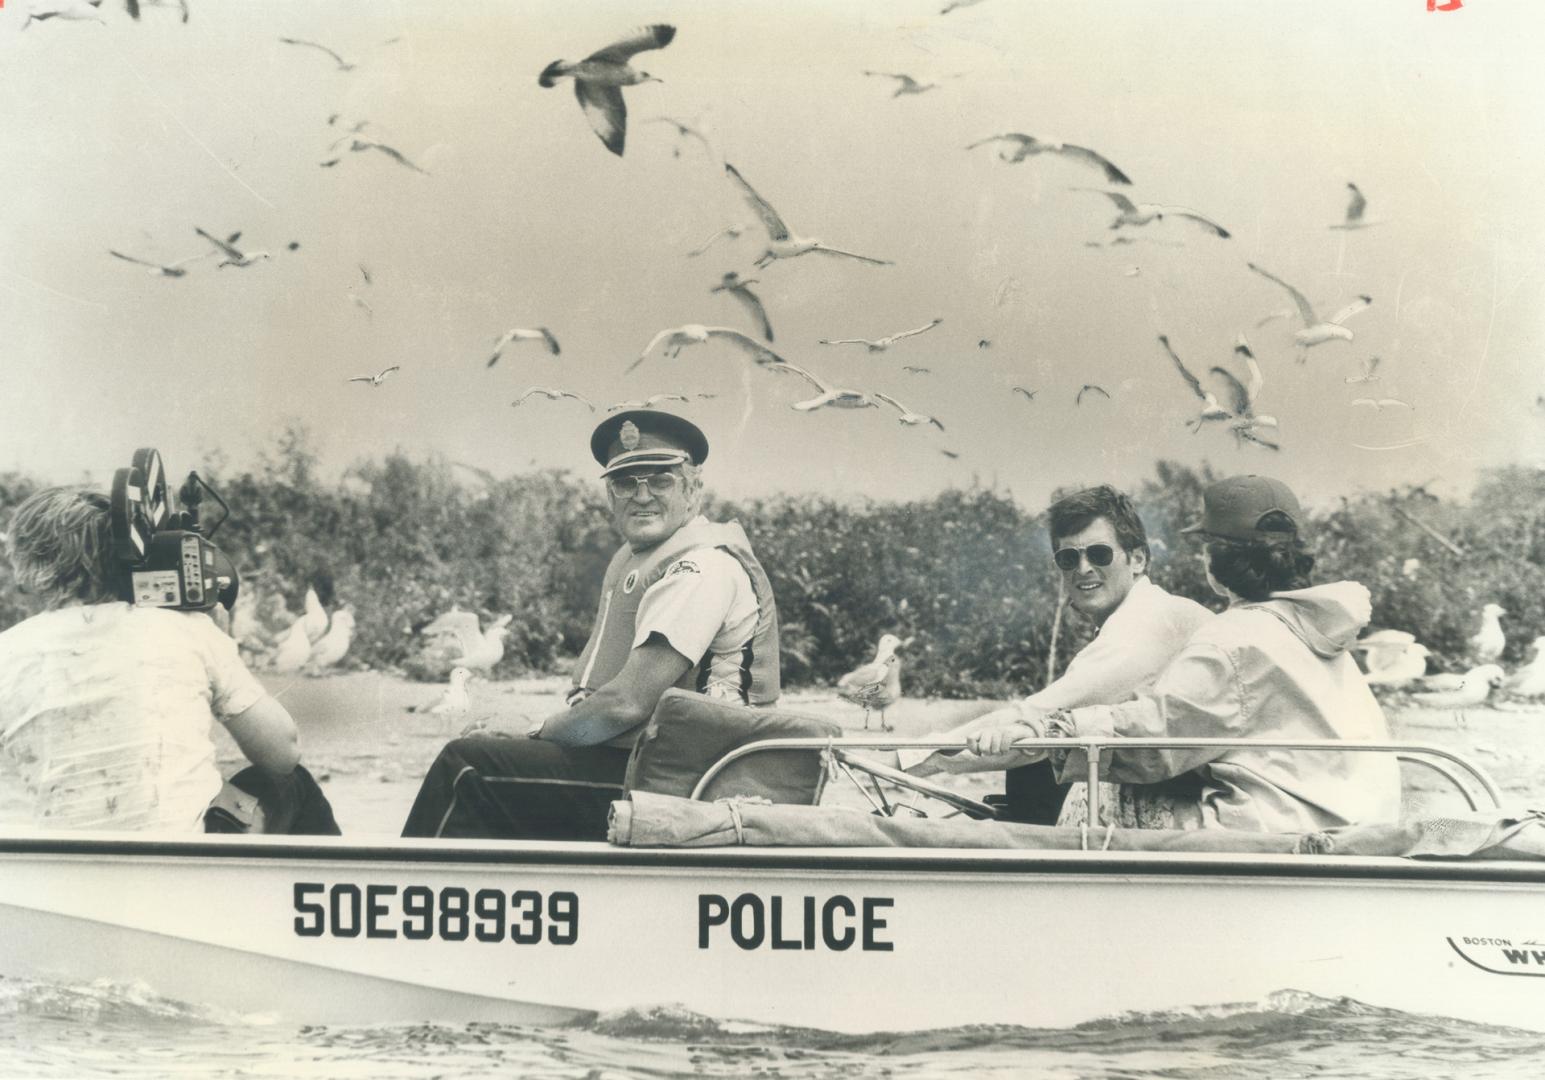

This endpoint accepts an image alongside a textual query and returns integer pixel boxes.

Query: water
[2,979,1542,1079]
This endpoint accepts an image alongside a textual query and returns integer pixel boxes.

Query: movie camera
[109,448,239,612]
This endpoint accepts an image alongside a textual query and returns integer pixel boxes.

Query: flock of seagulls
[1357,604,1543,708]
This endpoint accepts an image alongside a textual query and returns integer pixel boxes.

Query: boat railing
[688,737,1503,823]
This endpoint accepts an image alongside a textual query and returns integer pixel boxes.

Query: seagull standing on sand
[711,272,775,342]
[1504,637,1545,697]
[278,36,355,71]
[1158,335,1232,432]
[348,366,400,387]
[874,392,945,430]
[1329,183,1380,230]
[424,667,473,735]
[456,615,512,672]
[1079,190,1230,237]
[837,634,906,731]
[725,163,893,267]
[967,134,1132,184]
[512,387,595,411]
[538,24,676,156]
[487,327,561,367]
[629,324,786,373]
[1470,603,1507,663]
[304,608,354,674]
[269,618,314,674]
[769,363,879,412]
[300,586,329,644]
[194,227,271,268]
[1247,262,1372,362]
[820,319,942,352]
[1411,664,1505,709]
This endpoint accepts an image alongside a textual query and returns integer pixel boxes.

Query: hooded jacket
[1054,582,1402,832]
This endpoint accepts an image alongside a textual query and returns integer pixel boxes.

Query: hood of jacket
[1242,582,1372,659]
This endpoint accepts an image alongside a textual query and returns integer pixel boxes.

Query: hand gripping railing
[688,736,1503,824]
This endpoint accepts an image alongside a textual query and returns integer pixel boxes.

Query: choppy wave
[2,979,1543,1079]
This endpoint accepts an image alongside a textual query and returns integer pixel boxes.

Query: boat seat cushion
[623,689,841,805]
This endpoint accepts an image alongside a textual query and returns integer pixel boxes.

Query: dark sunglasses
[1053,544,1117,571]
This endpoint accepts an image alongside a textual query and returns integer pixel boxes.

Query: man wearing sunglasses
[402,410,780,840]
[892,485,1212,825]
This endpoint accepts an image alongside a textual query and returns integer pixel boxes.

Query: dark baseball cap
[1182,475,1302,541]
[590,410,709,478]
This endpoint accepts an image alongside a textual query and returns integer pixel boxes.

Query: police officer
[401,410,780,840]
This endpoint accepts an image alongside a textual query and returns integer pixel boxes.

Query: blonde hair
[6,487,119,608]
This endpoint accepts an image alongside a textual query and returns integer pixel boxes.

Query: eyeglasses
[1053,544,1117,571]
[606,472,680,500]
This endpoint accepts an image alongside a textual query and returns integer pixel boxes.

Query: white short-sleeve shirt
[0,603,267,831]
[632,547,758,700]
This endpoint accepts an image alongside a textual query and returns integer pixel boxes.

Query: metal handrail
[686,736,1503,822]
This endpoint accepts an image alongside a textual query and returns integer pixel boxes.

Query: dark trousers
[400,736,633,841]
[205,764,342,835]
[1003,758,1071,826]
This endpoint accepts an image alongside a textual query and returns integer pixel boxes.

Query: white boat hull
[4,834,1545,1033]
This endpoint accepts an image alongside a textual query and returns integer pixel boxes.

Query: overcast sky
[1,0,1541,515]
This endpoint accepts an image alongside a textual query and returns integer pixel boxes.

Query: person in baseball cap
[1181,474,1303,542]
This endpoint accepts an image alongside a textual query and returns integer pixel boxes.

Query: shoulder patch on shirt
[667,559,700,577]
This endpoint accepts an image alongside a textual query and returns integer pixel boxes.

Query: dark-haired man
[894,484,1213,824]
[401,410,781,840]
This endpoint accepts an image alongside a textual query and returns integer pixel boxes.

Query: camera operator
[0,486,333,834]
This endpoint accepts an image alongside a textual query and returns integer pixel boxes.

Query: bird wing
[724,163,790,242]
[539,328,561,354]
[726,283,774,341]
[889,318,942,342]
[1077,384,1110,403]
[1208,365,1251,416]
[560,391,597,411]
[1086,189,1137,214]
[278,37,351,69]
[1350,398,1378,408]
[872,391,906,413]
[587,23,676,63]
[628,327,680,373]
[810,245,892,265]
[1364,355,1382,378]
[108,250,163,270]
[487,329,515,367]
[1377,398,1412,409]
[704,327,787,366]
[1329,294,1373,326]
[1237,427,1280,451]
[819,338,871,346]
[1247,263,1317,326]
[768,361,829,394]
[1012,386,1036,399]
[347,375,376,384]
[1239,350,1263,405]
[355,140,428,173]
[1344,182,1367,223]
[511,387,550,405]
[574,79,628,156]
[643,394,690,406]
[687,225,740,257]
[1162,207,1231,237]
[360,264,372,284]
[1158,335,1207,401]
[965,133,1028,151]
[194,226,244,260]
[1055,143,1133,185]
[378,365,401,382]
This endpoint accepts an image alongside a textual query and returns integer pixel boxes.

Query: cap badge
[619,421,641,451]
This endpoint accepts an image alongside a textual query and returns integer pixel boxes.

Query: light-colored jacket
[1055,582,1402,832]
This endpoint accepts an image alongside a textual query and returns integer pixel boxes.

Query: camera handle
[173,471,231,538]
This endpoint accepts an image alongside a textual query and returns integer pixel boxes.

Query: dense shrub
[0,433,1538,692]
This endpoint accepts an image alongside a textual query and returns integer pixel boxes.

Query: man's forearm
[536,687,649,747]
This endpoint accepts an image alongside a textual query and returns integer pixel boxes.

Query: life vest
[572,518,781,708]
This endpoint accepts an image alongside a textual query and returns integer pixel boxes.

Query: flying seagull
[629,324,786,374]
[820,318,941,352]
[863,71,944,97]
[1011,385,1038,401]
[108,248,209,277]
[278,36,355,72]
[23,0,105,28]
[711,272,774,342]
[768,362,879,413]
[1158,335,1231,432]
[348,366,400,387]
[487,327,561,367]
[1351,397,1413,412]
[1247,262,1372,361]
[538,24,676,156]
[323,138,429,174]
[638,115,711,158]
[194,227,271,268]
[1211,335,1280,449]
[874,392,945,430]
[725,163,892,267]
[1076,384,1110,405]
[1329,182,1380,230]
[1345,356,1382,384]
[607,394,692,412]
[967,134,1132,185]
[512,386,595,411]
[902,365,933,375]
[1078,190,1230,237]
[686,223,744,258]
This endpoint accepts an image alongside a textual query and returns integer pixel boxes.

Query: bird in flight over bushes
[711,272,774,342]
[488,326,561,366]
[768,362,879,412]
[1158,335,1232,433]
[1077,190,1230,237]
[512,386,595,410]
[23,0,106,28]
[539,24,676,156]
[725,163,893,267]
[348,366,400,387]
[630,324,787,373]
[1247,262,1372,361]
[820,318,942,352]
[967,133,1132,184]
[1211,335,1280,449]
[874,392,945,430]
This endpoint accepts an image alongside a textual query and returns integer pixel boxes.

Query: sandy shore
[226,670,1544,838]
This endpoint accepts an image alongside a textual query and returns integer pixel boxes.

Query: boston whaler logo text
[1446,936,1545,977]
